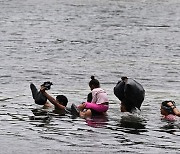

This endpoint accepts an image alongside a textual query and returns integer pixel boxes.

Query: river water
[0,0,180,153]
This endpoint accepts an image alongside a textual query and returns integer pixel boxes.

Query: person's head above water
[89,76,100,90]
[161,100,176,115]
[56,95,68,107]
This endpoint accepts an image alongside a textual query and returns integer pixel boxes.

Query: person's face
[160,105,168,115]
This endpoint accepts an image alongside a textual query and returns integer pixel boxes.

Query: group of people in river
[30,76,180,122]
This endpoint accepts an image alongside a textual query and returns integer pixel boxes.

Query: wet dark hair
[56,95,68,107]
[161,100,176,114]
[89,76,100,88]
[87,92,92,102]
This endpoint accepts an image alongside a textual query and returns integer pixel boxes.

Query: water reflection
[85,115,109,128]
[29,108,58,127]
[31,107,109,128]
[118,114,147,134]
[159,121,180,135]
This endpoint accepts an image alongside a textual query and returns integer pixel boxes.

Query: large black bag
[114,77,145,110]
[30,83,47,105]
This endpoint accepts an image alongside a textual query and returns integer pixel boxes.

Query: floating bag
[114,77,145,110]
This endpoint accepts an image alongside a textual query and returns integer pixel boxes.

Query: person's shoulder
[43,102,54,109]
[92,88,103,94]
[92,88,99,92]
[162,114,177,121]
[53,109,66,115]
[93,88,104,91]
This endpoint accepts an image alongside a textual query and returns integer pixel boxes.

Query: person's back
[91,87,109,105]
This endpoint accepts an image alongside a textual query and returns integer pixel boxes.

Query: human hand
[167,101,173,107]
[40,86,46,92]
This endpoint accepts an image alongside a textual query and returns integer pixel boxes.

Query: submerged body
[161,101,180,121]
[30,83,68,114]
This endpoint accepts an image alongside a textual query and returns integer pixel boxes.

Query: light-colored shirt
[91,88,109,105]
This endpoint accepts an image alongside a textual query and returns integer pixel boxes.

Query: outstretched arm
[40,87,65,110]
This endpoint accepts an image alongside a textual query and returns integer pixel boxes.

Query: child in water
[77,76,109,118]
[161,100,180,121]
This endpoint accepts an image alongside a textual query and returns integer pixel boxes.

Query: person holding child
[77,76,109,118]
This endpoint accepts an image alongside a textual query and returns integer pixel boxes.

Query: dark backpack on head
[114,77,145,111]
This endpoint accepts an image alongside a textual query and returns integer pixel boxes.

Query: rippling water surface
[0,0,180,153]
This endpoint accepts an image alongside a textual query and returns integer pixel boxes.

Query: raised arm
[40,87,65,110]
[173,108,180,116]
[167,102,180,117]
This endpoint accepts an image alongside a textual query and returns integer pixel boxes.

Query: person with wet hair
[30,83,68,112]
[161,100,180,121]
[75,76,109,118]
[40,86,68,111]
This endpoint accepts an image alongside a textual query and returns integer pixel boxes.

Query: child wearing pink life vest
[161,100,180,121]
[77,76,109,118]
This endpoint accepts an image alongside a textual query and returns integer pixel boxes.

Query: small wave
[0,75,11,78]
[0,97,12,101]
